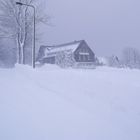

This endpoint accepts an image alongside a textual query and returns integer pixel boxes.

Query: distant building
[37,40,96,66]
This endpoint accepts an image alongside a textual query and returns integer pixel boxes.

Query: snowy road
[0,65,140,140]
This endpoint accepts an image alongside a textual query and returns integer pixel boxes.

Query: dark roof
[40,40,84,49]
[37,40,87,59]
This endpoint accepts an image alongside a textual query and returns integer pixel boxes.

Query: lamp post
[16,2,36,69]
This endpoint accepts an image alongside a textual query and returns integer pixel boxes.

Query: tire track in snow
[17,69,94,115]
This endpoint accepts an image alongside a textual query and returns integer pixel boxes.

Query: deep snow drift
[0,65,140,140]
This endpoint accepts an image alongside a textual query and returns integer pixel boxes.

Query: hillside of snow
[0,65,140,140]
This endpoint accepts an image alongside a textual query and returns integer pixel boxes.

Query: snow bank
[0,65,140,140]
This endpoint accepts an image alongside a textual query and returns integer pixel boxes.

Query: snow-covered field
[0,65,140,140]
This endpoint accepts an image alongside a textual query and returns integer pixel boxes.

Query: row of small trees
[107,47,140,69]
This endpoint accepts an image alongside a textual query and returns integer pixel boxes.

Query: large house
[37,40,96,66]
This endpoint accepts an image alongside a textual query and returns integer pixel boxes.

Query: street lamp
[16,2,36,69]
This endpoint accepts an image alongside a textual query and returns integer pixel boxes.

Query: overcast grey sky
[41,0,140,56]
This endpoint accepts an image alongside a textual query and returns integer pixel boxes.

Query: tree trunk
[21,44,24,64]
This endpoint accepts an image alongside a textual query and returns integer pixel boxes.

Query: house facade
[37,40,96,66]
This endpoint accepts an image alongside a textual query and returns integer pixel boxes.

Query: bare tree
[122,47,140,69]
[0,0,49,65]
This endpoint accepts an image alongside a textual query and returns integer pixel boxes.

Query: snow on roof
[44,40,83,57]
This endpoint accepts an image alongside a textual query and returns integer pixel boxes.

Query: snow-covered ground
[0,65,140,140]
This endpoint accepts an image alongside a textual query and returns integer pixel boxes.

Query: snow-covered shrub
[56,50,75,68]
[94,57,106,66]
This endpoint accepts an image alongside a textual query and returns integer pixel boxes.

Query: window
[87,55,90,61]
